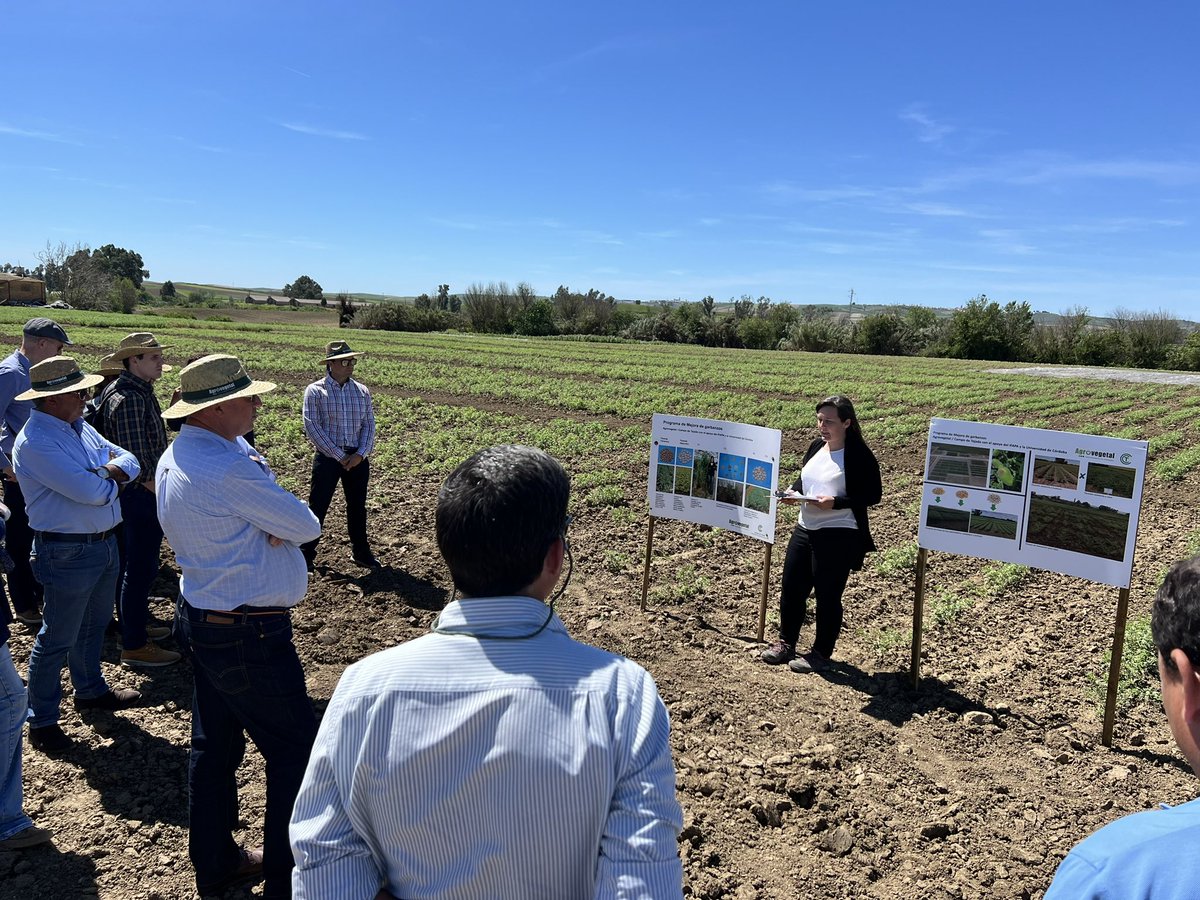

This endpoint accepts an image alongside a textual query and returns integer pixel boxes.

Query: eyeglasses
[337,359,357,368]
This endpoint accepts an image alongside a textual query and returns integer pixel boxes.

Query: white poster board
[918,418,1148,588]
[648,414,783,544]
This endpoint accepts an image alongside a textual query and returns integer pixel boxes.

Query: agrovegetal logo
[1119,452,1133,465]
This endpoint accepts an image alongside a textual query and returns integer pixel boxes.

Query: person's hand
[103,463,130,484]
[267,535,284,547]
[812,495,836,510]
[342,452,364,470]
[778,494,800,506]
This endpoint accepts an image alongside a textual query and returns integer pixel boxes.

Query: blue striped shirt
[290,596,684,900]
[12,410,140,534]
[156,425,321,610]
[302,373,376,460]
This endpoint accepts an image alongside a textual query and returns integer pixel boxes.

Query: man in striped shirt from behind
[290,444,684,899]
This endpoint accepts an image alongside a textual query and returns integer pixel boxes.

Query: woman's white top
[799,446,859,531]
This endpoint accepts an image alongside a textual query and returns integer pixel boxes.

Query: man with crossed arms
[158,354,320,899]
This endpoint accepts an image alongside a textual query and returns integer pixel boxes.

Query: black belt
[36,526,118,544]
[183,600,290,625]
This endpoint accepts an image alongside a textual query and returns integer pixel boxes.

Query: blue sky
[3,2,1198,316]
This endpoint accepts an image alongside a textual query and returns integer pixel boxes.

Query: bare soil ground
[3,383,1197,900]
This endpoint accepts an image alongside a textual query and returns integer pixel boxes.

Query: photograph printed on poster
[928,442,990,487]
[988,449,1026,492]
[1032,456,1080,489]
[1084,463,1137,499]
[1025,492,1131,562]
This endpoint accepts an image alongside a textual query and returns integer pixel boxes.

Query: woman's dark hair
[1153,555,1200,674]
[436,445,570,598]
[816,394,866,444]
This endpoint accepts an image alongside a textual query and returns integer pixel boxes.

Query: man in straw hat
[97,333,179,668]
[0,317,72,628]
[300,339,379,571]
[11,356,143,756]
[157,354,321,899]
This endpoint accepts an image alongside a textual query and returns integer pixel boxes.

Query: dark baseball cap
[22,317,72,345]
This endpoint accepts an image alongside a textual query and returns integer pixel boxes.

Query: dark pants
[778,526,859,658]
[2,479,43,616]
[301,453,370,564]
[117,486,164,650]
[178,600,317,899]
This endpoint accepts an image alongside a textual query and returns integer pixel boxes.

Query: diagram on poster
[918,418,1148,587]
[648,414,782,544]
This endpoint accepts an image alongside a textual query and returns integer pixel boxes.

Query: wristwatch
[93,466,112,480]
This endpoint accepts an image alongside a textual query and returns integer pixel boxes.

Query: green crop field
[7,307,1200,492]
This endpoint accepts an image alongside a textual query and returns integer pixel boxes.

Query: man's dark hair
[436,445,570,598]
[1152,555,1200,674]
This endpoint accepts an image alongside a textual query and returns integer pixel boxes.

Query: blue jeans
[0,643,33,840]
[2,479,43,616]
[27,534,119,727]
[118,486,164,650]
[178,600,317,899]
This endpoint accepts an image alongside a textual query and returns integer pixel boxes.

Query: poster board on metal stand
[912,418,1147,747]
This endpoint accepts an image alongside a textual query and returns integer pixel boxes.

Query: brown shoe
[197,846,264,895]
[121,641,181,668]
[146,624,173,642]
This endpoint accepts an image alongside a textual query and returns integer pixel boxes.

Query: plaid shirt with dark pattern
[99,371,168,488]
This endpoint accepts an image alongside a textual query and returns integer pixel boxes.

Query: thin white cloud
[903,201,978,218]
[283,66,312,78]
[900,104,955,144]
[0,123,79,145]
[279,122,368,141]
[698,218,721,226]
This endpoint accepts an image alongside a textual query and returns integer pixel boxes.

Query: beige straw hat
[112,332,170,361]
[96,353,125,378]
[15,356,105,400]
[160,354,275,420]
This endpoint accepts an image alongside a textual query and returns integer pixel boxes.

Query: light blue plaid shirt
[302,372,376,460]
[157,425,320,611]
[13,410,139,534]
[290,596,684,900]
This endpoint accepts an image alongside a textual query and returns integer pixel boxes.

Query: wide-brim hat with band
[324,340,364,363]
[112,332,170,361]
[97,350,174,377]
[15,356,105,400]
[96,353,125,378]
[161,354,276,420]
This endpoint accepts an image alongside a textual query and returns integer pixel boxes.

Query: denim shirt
[12,410,140,534]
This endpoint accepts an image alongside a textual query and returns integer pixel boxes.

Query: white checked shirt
[302,373,376,460]
[290,596,684,900]
[157,425,321,610]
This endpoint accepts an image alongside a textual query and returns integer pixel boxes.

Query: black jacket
[792,437,883,570]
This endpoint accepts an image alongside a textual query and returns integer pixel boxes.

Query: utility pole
[848,288,855,319]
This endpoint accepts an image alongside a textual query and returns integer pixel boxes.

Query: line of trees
[355,285,1199,371]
